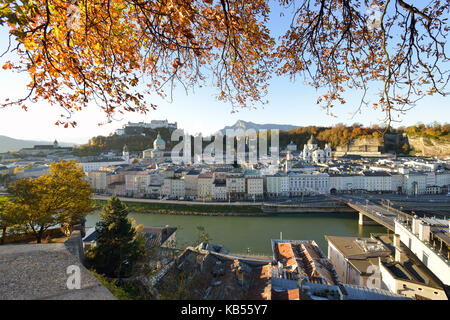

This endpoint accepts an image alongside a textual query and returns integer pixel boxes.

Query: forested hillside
[72,123,449,157]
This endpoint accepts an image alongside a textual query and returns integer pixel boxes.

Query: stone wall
[335,137,383,157]
[407,136,450,157]
[65,230,84,264]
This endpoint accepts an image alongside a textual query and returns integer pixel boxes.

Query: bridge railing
[379,202,412,219]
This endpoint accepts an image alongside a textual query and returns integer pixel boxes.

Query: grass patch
[94,200,263,215]
[90,270,133,300]
[409,150,422,156]
[409,132,450,142]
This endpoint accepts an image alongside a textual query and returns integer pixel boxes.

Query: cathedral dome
[153,132,166,150]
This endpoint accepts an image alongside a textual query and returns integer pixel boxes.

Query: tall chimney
[412,216,420,235]
[393,234,401,248]
[419,222,431,243]
[394,234,408,264]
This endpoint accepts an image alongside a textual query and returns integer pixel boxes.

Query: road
[345,197,412,231]
[93,195,264,206]
[93,194,336,206]
[339,193,450,203]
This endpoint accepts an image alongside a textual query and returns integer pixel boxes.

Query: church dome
[153,133,166,150]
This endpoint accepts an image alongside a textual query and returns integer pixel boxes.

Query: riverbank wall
[120,200,357,217]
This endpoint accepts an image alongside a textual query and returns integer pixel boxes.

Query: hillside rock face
[333,133,450,158]
[407,136,450,157]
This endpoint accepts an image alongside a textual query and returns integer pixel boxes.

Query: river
[85,211,388,255]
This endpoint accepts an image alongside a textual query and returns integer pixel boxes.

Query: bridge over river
[340,197,412,231]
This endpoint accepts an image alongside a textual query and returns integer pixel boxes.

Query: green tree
[0,174,12,186]
[7,177,48,243]
[0,198,10,244]
[196,225,211,245]
[401,143,410,154]
[90,270,132,300]
[13,166,24,175]
[0,198,24,244]
[86,196,147,278]
[25,163,34,169]
[45,161,95,236]
[7,160,94,243]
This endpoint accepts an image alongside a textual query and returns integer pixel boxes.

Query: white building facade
[265,173,290,198]
[395,219,450,287]
[162,178,185,198]
[288,172,330,196]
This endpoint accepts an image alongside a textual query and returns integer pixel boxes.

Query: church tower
[324,144,332,162]
[122,144,130,163]
[285,151,292,173]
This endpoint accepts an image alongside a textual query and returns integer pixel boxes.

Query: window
[422,252,429,267]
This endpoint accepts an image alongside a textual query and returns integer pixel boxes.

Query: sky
[0,2,449,145]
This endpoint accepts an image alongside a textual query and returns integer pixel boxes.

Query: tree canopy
[86,196,146,278]
[0,197,24,244]
[7,160,94,243]
[0,1,448,127]
[276,0,449,123]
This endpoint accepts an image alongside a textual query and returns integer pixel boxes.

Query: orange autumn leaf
[2,62,13,70]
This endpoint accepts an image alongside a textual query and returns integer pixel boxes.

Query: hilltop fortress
[115,120,177,136]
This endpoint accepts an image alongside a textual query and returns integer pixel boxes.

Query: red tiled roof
[271,288,300,300]
[276,242,297,269]
[300,243,337,285]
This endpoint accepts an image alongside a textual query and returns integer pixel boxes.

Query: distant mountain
[0,135,74,153]
[219,120,301,134]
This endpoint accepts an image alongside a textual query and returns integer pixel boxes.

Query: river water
[85,211,388,255]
